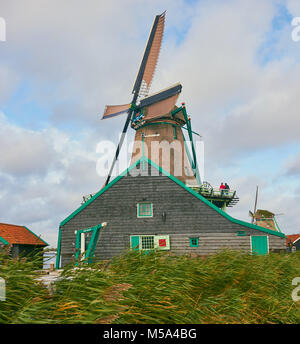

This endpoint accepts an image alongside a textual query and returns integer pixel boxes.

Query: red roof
[0,223,48,246]
[286,234,300,246]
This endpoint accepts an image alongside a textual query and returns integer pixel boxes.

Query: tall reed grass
[0,248,299,324]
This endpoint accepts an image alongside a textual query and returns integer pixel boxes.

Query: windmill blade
[253,185,258,214]
[139,83,182,108]
[137,83,182,121]
[132,11,166,98]
[252,186,258,223]
[102,104,131,120]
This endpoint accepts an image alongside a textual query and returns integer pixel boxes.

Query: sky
[0,0,300,247]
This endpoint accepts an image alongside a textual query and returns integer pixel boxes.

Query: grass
[0,247,299,324]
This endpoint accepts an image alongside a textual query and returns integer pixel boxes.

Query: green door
[251,236,268,255]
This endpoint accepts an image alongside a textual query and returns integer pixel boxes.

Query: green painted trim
[74,230,81,263]
[23,226,48,246]
[87,230,101,264]
[55,226,62,269]
[237,231,246,236]
[171,106,184,116]
[181,106,201,185]
[273,216,282,233]
[60,159,142,227]
[0,236,9,245]
[60,155,285,238]
[182,134,202,185]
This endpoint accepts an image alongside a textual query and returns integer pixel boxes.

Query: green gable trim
[23,226,49,246]
[56,226,62,269]
[0,236,9,245]
[59,156,285,238]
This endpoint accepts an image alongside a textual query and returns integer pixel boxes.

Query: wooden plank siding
[60,161,286,267]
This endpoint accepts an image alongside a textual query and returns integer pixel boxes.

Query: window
[137,202,153,218]
[130,235,170,251]
[189,237,199,247]
[141,236,155,250]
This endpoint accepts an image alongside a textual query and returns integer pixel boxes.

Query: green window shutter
[154,235,170,250]
[189,237,199,247]
[131,236,140,251]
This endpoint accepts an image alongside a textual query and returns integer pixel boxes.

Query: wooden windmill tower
[102,12,201,186]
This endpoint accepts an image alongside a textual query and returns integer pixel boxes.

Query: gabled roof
[59,157,285,238]
[286,234,300,245]
[0,223,48,246]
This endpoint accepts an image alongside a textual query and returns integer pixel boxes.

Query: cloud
[0,113,105,245]
[0,112,59,177]
[0,65,19,103]
[282,151,300,176]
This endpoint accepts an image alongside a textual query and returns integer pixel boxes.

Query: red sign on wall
[159,239,166,247]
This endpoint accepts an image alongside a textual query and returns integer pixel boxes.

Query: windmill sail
[102,104,130,120]
[137,83,182,121]
[132,11,166,98]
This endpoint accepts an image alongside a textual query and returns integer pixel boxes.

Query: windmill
[248,186,283,232]
[101,11,201,186]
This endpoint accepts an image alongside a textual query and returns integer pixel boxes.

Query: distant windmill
[248,186,284,232]
[101,11,202,186]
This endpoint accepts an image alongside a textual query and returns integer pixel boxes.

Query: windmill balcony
[187,184,239,209]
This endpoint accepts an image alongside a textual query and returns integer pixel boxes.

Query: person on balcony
[219,183,225,196]
[224,183,230,195]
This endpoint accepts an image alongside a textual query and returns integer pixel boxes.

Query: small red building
[286,234,300,252]
[0,223,48,261]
